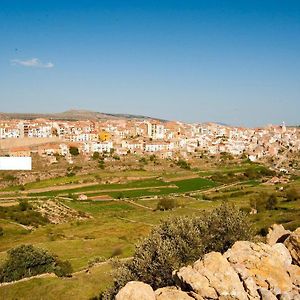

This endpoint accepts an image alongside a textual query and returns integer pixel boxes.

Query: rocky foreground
[116,225,300,300]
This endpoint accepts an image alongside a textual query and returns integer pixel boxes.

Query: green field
[0,165,299,299]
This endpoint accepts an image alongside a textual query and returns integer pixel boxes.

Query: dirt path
[122,199,154,211]
[194,180,250,195]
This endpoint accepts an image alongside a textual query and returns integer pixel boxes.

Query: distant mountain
[0,109,167,122]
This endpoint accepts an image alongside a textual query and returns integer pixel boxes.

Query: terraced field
[0,165,299,299]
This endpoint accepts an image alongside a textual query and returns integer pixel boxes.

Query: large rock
[115,226,300,300]
[175,252,248,300]
[284,227,300,266]
[174,265,218,299]
[267,224,291,245]
[155,287,194,300]
[115,281,155,300]
[224,241,295,297]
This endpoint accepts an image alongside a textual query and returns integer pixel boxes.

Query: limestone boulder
[284,227,300,266]
[155,287,194,300]
[224,241,294,296]
[115,281,155,300]
[266,224,290,245]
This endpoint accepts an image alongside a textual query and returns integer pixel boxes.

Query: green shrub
[250,193,278,212]
[139,157,148,164]
[156,198,177,211]
[101,203,253,299]
[176,159,191,170]
[69,146,79,156]
[92,151,100,160]
[0,245,73,283]
[0,202,49,227]
[266,194,278,210]
[19,200,30,211]
[53,259,73,277]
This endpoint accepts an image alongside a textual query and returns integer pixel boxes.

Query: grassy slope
[0,167,299,299]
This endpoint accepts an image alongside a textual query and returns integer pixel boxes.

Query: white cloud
[11,58,54,68]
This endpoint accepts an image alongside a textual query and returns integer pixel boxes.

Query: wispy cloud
[11,58,54,68]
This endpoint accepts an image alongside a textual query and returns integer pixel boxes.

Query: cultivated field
[0,157,299,299]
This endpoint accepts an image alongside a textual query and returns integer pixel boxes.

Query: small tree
[156,198,177,211]
[266,194,278,210]
[0,245,73,283]
[69,146,79,156]
[176,159,191,170]
[19,200,31,211]
[92,152,100,160]
[250,192,277,212]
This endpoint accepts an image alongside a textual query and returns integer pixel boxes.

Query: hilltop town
[0,114,299,174]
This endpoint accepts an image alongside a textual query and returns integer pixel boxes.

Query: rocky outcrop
[266,224,291,245]
[116,226,300,300]
[115,281,155,300]
[284,227,300,266]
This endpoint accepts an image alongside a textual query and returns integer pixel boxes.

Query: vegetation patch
[0,244,73,283]
[0,200,49,227]
[101,203,253,299]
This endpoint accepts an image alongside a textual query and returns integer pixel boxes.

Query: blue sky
[0,0,299,126]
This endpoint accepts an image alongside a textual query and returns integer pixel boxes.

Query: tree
[98,159,105,169]
[176,159,191,170]
[101,203,253,299]
[92,152,100,160]
[19,200,30,211]
[266,194,278,210]
[250,192,277,212]
[69,146,79,156]
[0,245,73,283]
[139,157,148,165]
[156,198,177,211]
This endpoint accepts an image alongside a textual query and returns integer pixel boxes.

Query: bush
[101,203,253,299]
[53,259,73,277]
[92,151,100,160]
[0,202,49,227]
[266,194,278,210]
[0,245,73,283]
[139,157,148,164]
[176,159,191,170]
[156,198,177,211]
[69,146,79,156]
[19,200,30,211]
[250,193,278,212]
